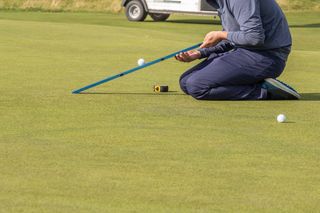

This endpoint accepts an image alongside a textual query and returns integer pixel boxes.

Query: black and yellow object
[153,85,169,93]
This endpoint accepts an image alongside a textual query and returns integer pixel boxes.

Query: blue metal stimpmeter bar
[72,43,202,94]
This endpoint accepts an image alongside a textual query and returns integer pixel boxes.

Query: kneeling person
[176,0,300,100]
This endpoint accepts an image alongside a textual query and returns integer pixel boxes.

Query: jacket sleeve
[227,0,265,46]
[198,40,235,59]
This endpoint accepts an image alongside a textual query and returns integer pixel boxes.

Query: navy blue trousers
[179,48,286,100]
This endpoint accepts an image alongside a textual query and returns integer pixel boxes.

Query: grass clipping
[0,0,319,12]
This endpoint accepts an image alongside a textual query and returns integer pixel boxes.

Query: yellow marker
[153,85,169,93]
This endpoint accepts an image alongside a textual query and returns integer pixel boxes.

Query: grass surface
[1,0,320,12]
[0,11,320,212]
[0,0,122,12]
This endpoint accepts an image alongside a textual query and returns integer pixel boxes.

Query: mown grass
[0,11,319,212]
[0,0,319,12]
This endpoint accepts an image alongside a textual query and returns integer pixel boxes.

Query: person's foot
[262,78,301,100]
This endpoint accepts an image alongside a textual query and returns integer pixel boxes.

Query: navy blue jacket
[200,0,292,61]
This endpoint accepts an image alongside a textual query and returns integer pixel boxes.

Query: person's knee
[185,77,208,100]
[179,75,189,95]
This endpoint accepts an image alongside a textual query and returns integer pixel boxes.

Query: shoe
[262,78,301,100]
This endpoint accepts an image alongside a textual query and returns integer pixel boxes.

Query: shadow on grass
[289,23,320,28]
[168,19,221,25]
[144,19,221,25]
[77,92,320,100]
[80,91,185,96]
[300,93,320,101]
[163,21,320,28]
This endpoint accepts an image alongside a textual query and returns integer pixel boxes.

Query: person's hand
[175,50,201,63]
[200,31,228,48]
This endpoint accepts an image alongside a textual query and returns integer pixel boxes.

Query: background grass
[0,0,122,12]
[280,0,320,10]
[0,11,320,212]
[0,0,319,12]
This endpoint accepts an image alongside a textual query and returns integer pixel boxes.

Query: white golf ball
[277,114,286,123]
[137,58,145,66]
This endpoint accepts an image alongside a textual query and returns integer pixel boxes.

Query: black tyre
[125,1,147,22]
[149,13,170,22]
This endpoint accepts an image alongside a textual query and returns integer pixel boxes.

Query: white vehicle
[122,0,218,22]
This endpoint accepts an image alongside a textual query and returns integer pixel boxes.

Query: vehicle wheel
[149,13,170,22]
[125,0,147,21]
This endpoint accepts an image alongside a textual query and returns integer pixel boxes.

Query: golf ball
[277,114,286,123]
[137,58,145,66]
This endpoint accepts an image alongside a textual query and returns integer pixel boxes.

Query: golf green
[0,11,319,212]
